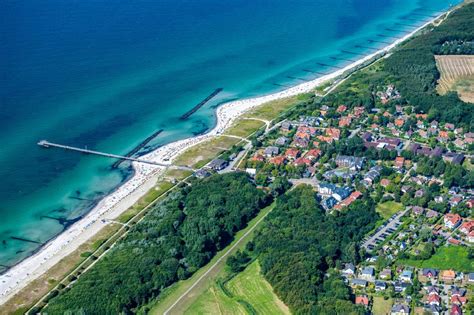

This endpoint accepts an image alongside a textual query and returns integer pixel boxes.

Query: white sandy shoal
[0,12,444,306]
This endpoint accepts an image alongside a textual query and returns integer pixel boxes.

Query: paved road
[219,143,252,174]
[362,209,408,251]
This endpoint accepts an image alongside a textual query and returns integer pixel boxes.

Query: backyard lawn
[372,296,393,315]
[376,201,403,219]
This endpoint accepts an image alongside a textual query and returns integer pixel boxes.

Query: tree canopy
[44,173,269,314]
[254,185,378,314]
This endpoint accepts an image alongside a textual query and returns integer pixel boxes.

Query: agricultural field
[435,55,474,103]
[185,261,289,315]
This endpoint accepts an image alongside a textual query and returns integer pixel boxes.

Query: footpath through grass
[399,245,474,272]
[185,260,289,315]
[148,203,276,315]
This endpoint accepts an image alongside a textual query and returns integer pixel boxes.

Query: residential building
[441,269,456,282]
[379,268,392,280]
[391,304,410,315]
[375,280,387,291]
[444,213,463,229]
[399,269,412,283]
[321,197,338,211]
[422,268,438,279]
[208,159,228,171]
[194,169,211,179]
[275,136,289,146]
[335,155,365,170]
[264,146,279,157]
[460,220,474,235]
[355,295,369,307]
[342,263,355,276]
[350,278,367,288]
[360,266,375,281]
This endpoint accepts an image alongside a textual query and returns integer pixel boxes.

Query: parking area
[362,209,408,251]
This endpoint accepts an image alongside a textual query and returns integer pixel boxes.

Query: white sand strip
[0,10,447,306]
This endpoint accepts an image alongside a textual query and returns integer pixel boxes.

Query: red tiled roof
[395,119,404,127]
[285,148,300,158]
[269,156,286,165]
[451,296,467,305]
[444,213,462,225]
[460,221,474,234]
[305,149,321,160]
[355,295,369,306]
[294,157,312,167]
[337,105,347,113]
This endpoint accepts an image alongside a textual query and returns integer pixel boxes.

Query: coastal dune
[0,11,449,306]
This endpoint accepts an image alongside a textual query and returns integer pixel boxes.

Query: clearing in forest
[435,55,474,103]
[185,260,290,315]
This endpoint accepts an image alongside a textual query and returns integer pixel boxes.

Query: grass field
[164,168,193,180]
[372,297,393,315]
[376,201,404,219]
[174,136,241,168]
[185,285,246,315]
[399,245,474,272]
[226,261,290,314]
[435,55,474,103]
[242,94,309,121]
[224,118,265,138]
[148,203,276,315]
[185,261,289,315]
[116,180,174,223]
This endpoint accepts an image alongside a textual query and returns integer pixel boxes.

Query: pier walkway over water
[38,140,192,171]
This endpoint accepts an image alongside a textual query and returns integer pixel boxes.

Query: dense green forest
[44,173,269,314]
[254,186,379,314]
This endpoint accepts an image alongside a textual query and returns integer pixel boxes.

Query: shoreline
[0,9,450,306]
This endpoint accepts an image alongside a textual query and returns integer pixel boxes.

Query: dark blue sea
[0,0,460,270]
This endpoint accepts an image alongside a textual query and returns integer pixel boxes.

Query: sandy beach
[0,11,448,306]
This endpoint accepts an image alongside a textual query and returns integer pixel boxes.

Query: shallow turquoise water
[0,0,459,270]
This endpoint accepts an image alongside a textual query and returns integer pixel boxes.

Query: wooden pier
[38,140,191,171]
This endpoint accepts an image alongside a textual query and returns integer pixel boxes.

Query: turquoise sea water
[0,0,460,270]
